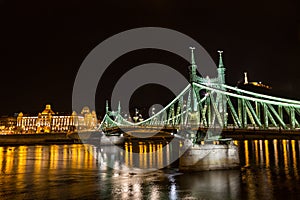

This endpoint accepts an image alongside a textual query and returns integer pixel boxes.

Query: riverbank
[0,132,101,146]
[221,128,300,140]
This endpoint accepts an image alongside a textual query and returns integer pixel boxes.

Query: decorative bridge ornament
[100,47,300,140]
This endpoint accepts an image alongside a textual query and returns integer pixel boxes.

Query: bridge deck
[104,126,300,140]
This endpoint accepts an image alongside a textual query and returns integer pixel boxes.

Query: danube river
[0,139,299,199]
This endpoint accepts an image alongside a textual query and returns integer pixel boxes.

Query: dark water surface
[0,139,299,199]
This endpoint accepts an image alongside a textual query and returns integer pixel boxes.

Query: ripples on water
[0,139,299,199]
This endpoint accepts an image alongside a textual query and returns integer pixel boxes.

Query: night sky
[0,0,299,117]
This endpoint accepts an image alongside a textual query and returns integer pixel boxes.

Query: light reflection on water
[239,139,300,200]
[0,139,299,199]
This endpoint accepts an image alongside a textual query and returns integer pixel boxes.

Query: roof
[41,104,55,115]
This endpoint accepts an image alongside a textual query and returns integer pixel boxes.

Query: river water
[0,139,299,199]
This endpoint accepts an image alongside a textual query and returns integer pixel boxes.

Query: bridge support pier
[179,140,240,171]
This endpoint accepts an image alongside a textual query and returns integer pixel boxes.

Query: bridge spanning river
[100,48,300,142]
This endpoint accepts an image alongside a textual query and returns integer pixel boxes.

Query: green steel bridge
[100,48,300,140]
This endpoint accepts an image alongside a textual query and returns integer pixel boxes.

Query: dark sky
[0,0,299,117]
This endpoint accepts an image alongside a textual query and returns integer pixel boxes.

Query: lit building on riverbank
[16,104,98,133]
[0,116,17,134]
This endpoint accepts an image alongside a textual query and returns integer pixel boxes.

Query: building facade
[0,116,17,134]
[16,105,98,133]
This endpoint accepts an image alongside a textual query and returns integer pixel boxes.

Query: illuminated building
[243,72,272,89]
[16,104,98,133]
[0,116,17,134]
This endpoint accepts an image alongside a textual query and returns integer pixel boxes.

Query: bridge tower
[105,100,109,113]
[217,50,225,85]
[188,47,201,127]
[216,50,227,128]
[189,47,197,83]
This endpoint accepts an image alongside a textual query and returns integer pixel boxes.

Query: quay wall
[221,129,300,140]
[0,133,82,146]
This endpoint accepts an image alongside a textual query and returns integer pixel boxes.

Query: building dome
[81,106,90,115]
[42,104,55,115]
